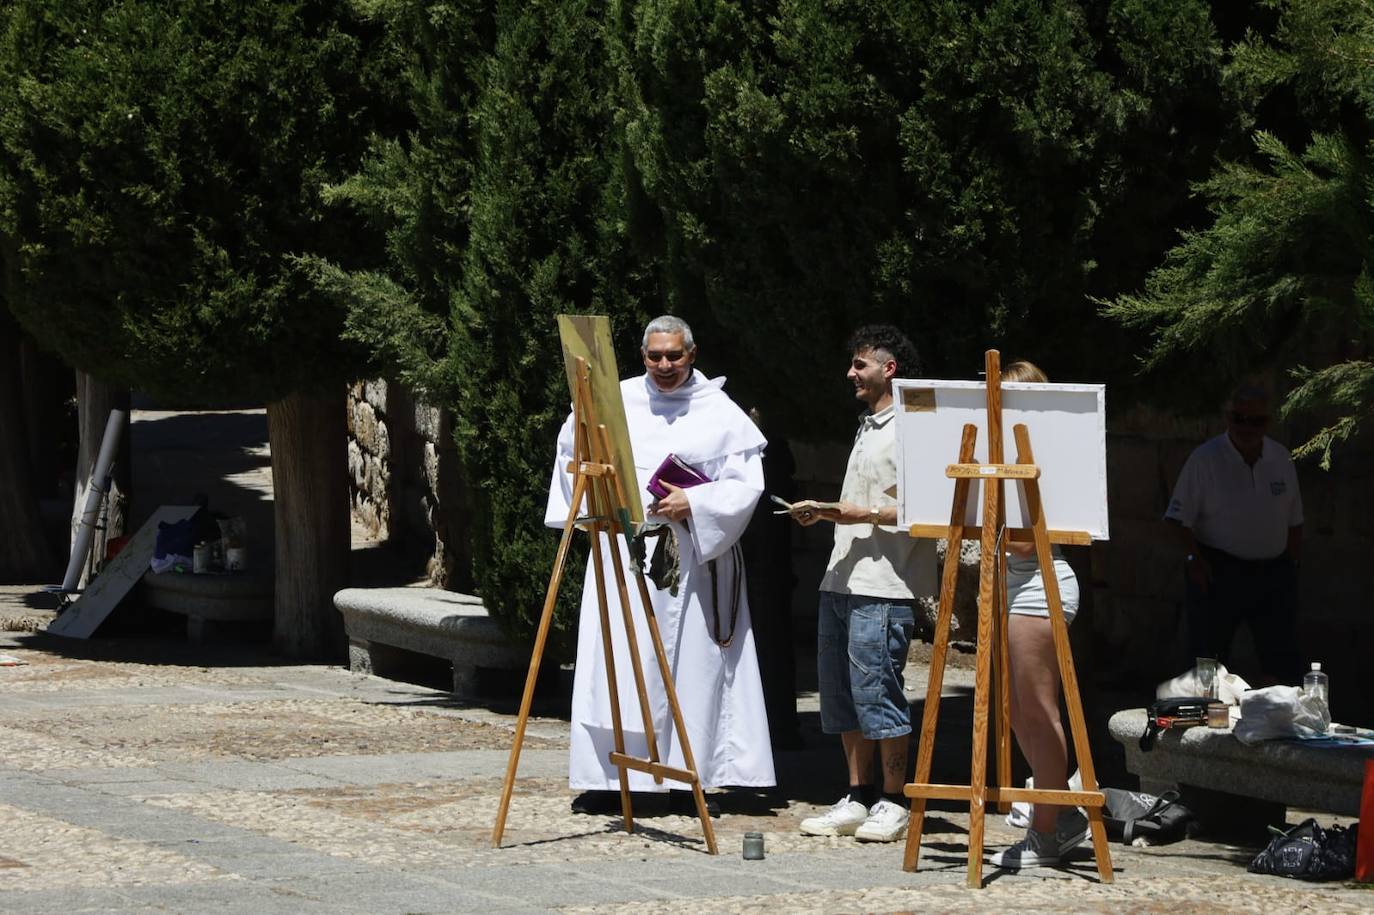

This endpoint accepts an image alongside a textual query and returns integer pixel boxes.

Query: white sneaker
[854,798,909,842]
[799,797,870,836]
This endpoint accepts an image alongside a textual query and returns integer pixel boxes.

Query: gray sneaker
[1055,808,1089,856]
[989,828,1060,869]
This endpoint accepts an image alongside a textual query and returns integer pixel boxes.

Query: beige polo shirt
[819,405,937,600]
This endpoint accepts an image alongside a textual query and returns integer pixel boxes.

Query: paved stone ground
[2,590,1369,914]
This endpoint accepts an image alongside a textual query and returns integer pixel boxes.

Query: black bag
[1248,818,1358,881]
[1102,788,1195,844]
[1139,696,1212,751]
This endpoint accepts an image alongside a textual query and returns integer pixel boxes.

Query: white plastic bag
[1155,662,1251,706]
[1233,685,1330,745]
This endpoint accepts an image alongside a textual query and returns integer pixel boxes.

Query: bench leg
[348,638,376,676]
[451,663,478,697]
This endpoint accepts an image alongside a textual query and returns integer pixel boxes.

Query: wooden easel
[901,350,1113,887]
[491,356,719,854]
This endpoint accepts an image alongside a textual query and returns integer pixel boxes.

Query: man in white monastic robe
[545,315,775,810]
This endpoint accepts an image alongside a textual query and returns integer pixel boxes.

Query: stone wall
[346,380,471,589]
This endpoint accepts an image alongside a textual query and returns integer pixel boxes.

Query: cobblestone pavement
[1,592,1369,913]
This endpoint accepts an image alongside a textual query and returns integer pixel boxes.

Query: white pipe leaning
[60,409,127,593]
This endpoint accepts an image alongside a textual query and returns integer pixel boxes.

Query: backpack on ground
[1101,788,1195,844]
[1248,817,1358,881]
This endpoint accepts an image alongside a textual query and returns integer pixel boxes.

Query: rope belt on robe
[631,522,742,647]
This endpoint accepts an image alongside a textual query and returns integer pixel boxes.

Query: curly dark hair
[846,324,921,376]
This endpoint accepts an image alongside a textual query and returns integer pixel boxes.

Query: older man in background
[1165,383,1303,684]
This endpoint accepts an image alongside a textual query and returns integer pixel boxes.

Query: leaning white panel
[893,379,1109,540]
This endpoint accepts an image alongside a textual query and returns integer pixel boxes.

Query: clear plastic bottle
[1303,662,1330,731]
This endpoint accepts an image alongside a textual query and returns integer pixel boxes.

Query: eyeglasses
[644,349,687,364]
[1229,412,1269,427]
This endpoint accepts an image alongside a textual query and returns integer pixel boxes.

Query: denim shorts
[817,592,915,739]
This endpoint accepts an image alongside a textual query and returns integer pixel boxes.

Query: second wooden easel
[490,356,718,854]
[901,350,1113,887]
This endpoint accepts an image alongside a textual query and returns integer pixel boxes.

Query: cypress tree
[1104,0,1374,466]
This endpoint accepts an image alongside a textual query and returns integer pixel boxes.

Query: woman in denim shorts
[990,361,1089,870]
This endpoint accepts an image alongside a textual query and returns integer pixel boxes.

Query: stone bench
[334,587,526,695]
[142,568,273,640]
[1108,708,1372,825]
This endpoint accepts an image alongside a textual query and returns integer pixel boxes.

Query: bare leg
[841,730,875,788]
[1007,614,1067,833]
[879,734,909,794]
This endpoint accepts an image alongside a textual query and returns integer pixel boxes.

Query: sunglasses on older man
[1229,411,1269,427]
[644,349,688,364]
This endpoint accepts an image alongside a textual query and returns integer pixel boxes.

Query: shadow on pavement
[9,629,304,670]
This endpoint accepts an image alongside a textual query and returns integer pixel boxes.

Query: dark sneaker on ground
[1055,808,1089,856]
[990,828,1061,869]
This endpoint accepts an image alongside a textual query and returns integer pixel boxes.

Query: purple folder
[646,453,711,500]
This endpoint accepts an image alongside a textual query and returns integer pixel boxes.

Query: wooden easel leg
[1014,426,1114,883]
[903,423,976,872]
[587,510,637,833]
[965,477,1000,888]
[600,514,666,781]
[994,549,1012,814]
[629,569,720,855]
[492,472,589,848]
[589,431,717,852]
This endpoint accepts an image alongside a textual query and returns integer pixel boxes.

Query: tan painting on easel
[557,314,643,524]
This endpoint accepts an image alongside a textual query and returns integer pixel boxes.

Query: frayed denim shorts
[817,592,915,739]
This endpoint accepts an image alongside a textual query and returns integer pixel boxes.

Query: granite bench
[1108,708,1372,828]
[333,587,526,695]
[141,568,273,640]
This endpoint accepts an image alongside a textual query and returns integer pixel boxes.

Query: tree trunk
[0,317,56,582]
[268,389,349,660]
[71,371,131,588]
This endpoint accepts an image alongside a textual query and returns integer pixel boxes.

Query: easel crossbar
[907,523,1092,546]
[945,463,1040,480]
[608,753,699,785]
[904,784,1105,807]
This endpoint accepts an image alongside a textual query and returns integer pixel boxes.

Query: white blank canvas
[893,379,1109,540]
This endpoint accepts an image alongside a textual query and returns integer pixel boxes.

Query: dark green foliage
[323,0,1246,644]
[447,0,641,653]
[327,0,655,650]
[613,0,1236,431]
[1105,0,1374,466]
[0,0,401,404]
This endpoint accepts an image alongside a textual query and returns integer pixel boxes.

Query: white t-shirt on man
[1164,432,1302,560]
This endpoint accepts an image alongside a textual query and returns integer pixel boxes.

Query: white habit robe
[545,370,775,791]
